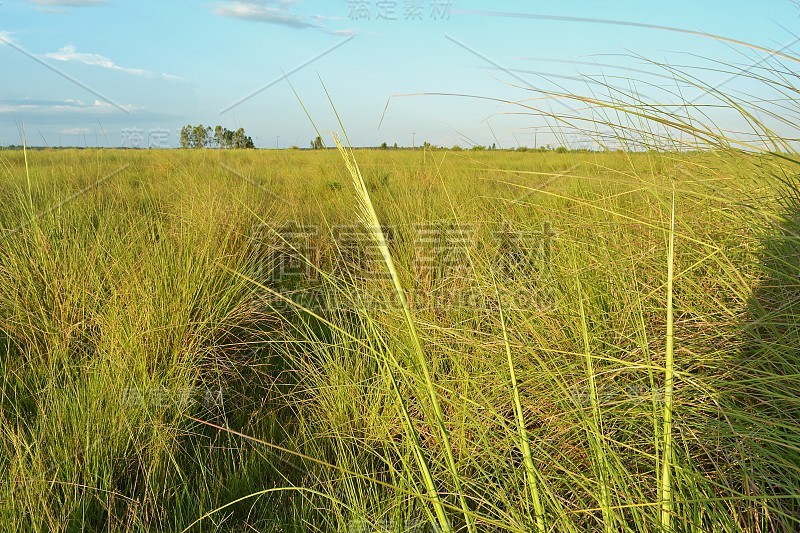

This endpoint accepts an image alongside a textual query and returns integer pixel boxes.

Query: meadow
[1,51,799,532]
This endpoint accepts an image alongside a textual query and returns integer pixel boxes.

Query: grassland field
[0,145,798,531]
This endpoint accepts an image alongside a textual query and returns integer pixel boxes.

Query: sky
[0,0,797,148]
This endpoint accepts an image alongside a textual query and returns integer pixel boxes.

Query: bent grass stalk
[333,133,473,533]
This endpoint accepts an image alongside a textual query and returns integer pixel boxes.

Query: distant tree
[180,124,255,149]
[451,144,462,151]
[179,125,191,148]
[380,142,388,149]
[194,125,203,147]
[311,136,324,150]
[191,124,212,148]
[393,142,398,149]
[491,143,497,150]
[231,127,254,149]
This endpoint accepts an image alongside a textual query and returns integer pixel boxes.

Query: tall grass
[332,132,472,533]
[0,33,799,532]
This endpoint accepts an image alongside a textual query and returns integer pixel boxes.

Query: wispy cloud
[313,14,343,22]
[214,0,354,34]
[0,31,15,45]
[0,98,135,114]
[39,45,181,80]
[42,45,149,75]
[215,1,317,29]
[61,127,92,134]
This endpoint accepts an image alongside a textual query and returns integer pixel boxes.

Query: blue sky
[0,0,797,148]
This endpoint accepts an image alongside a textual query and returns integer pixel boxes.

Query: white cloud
[61,127,91,134]
[215,1,318,29]
[42,45,150,75]
[0,98,136,114]
[39,45,180,80]
[214,1,353,34]
[0,31,15,45]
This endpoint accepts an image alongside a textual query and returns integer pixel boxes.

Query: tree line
[180,125,255,149]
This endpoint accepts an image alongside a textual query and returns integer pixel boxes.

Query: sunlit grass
[0,36,799,532]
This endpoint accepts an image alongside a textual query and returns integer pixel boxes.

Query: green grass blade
[659,187,676,531]
[494,276,547,532]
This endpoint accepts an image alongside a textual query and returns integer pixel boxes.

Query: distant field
[0,147,798,531]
